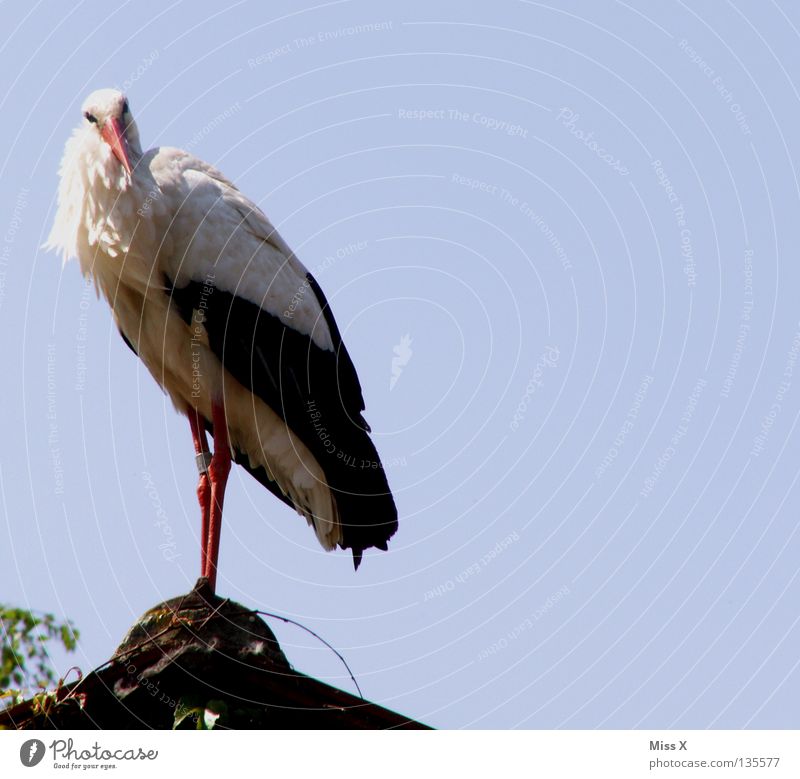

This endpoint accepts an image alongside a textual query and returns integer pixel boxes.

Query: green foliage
[0,605,79,698]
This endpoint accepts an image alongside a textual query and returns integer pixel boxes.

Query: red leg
[205,398,231,593]
[188,410,211,575]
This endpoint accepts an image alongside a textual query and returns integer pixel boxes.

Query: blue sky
[2,0,800,728]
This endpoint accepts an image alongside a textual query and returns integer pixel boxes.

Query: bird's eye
[122,101,129,115]
[84,112,98,124]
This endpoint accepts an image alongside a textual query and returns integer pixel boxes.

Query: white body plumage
[46,90,343,550]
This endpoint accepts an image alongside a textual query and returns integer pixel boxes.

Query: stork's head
[44,89,147,263]
[80,88,142,177]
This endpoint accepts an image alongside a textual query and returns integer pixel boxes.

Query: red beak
[101,117,132,176]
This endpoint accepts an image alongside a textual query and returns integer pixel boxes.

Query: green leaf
[0,605,79,696]
[173,695,204,730]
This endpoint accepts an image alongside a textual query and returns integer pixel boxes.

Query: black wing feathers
[166,274,398,564]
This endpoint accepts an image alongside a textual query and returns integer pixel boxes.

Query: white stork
[45,89,397,591]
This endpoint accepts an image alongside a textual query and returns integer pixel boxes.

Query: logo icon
[20,739,45,767]
[390,334,413,391]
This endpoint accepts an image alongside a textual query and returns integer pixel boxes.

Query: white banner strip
[2,730,798,777]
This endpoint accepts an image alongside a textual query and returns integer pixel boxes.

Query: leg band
[196,451,213,475]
